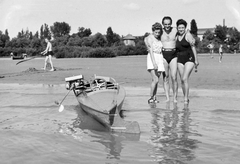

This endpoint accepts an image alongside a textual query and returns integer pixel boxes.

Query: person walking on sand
[175,19,199,106]
[41,37,54,71]
[219,44,223,63]
[161,16,178,103]
[144,22,165,104]
[207,42,214,58]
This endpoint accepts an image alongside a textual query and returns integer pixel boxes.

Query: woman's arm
[186,33,199,66]
[146,35,158,69]
[186,30,195,45]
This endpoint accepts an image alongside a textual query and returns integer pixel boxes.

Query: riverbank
[1,53,240,90]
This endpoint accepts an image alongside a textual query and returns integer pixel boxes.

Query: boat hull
[75,86,125,127]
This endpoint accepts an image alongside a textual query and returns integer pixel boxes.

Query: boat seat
[106,82,118,89]
[94,75,110,81]
[75,82,92,91]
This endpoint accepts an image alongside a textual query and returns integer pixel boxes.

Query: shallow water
[0,84,240,164]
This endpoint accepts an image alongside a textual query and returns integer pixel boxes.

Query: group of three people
[145,16,199,105]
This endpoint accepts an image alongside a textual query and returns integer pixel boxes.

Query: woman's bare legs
[169,58,178,103]
[177,62,194,104]
[163,60,170,102]
[149,69,161,102]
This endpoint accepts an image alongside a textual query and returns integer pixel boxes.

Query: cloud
[124,3,140,10]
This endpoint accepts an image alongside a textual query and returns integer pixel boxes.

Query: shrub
[53,46,115,58]
[0,47,12,57]
[88,47,115,58]
[26,48,37,56]
[113,44,147,56]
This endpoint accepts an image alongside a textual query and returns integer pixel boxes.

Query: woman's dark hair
[162,16,172,24]
[176,19,187,27]
[152,22,162,31]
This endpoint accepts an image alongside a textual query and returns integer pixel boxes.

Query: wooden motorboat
[65,74,140,133]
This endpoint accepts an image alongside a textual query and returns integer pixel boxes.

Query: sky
[0,0,240,39]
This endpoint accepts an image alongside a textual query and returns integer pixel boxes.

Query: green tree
[106,27,114,46]
[40,25,44,39]
[52,35,70,47]
[40,24,51,39]
[190,19,198,36]
[226,27,240,45]
[29,32,33,40]
[106,27,120,46]
[18,38,30,48]
[6,38,18,48]
[30,37,41,49]
[4,29,10,41]
[77,27,92,38]
[0,30,10,47]
[67,36,82,46]
[214,25,228,42]
[43,24,51,39]
[203,30,215,41]
[50,22,71,38]
[17,30,23,38]
[81,37,93,47]
[34,31,39,38]
[91,33,107,47]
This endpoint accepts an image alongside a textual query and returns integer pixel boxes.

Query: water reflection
[73,105,140,160]
[149,105,199,163]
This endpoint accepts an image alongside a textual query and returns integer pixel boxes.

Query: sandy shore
[1,53,240,91]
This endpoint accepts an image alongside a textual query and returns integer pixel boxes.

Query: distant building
[123,34,136,46]
[198,28,215,40]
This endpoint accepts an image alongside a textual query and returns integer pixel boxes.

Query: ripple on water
[0,84,240,163]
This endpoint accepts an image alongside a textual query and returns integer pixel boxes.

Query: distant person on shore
[144,22,165,104]
[41,37,54,71]
[161,16,178,103]
[175,19,199,106]
[219,44,223,63]
[207,42,214,58]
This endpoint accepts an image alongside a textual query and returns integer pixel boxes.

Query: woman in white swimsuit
[144,22,165,103]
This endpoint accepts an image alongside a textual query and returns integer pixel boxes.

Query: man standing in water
[41,37,55,71]
[161,16,178,103]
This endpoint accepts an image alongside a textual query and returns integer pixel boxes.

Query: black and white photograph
[0,0,240,163]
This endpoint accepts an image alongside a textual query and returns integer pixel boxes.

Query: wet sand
[0,54,240,164]
[1,53,240,90]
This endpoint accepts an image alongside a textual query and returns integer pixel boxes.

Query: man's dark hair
[162,16,172,24]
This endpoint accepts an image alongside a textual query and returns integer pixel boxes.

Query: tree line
[190,19,240,53]
[0,21,147,58]
[0,20,240,58]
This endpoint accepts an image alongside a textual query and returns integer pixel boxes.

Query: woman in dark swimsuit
[176,19,199,106]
